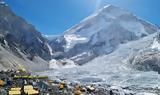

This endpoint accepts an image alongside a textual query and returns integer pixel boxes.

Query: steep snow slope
[50,5,159,64]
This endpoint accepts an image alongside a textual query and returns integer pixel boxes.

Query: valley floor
[37,67,160,95]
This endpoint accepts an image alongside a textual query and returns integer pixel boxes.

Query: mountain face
[0,0,53,71]
[0,1,52,60]
[50,5,159,65]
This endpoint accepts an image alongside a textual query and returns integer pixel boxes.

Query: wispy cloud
[95,0,102,9]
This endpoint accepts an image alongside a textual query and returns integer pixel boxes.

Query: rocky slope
[50,5,159,65]
[0,0,53,71]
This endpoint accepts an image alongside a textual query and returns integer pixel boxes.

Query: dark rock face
[0,1,52,60]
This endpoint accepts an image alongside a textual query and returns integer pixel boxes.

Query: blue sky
[5,0,160,35]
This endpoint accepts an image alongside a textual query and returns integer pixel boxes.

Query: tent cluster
[0,70,48,95]
[0,70,98,95]
[9,85,39,95]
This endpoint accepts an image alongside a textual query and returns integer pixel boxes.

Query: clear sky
[4,0,160,35]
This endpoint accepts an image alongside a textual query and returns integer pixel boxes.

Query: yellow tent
[11,88,21,91]
[18,64,26,72]
[74,90,84,95]
[0,80,5,86]
[9,87,21,95]
[24,85,34,90]
[24,90,39,94]
[24,85,39,95]
[9,85,39,95]
[9,91,21,95]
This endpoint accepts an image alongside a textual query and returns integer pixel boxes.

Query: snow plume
[64,34,87,51]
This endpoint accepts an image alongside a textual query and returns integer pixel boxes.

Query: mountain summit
[50,5,159,64]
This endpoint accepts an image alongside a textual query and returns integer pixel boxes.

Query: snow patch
[37,37,43,43]
[70,52,92,62]
[64,34,87,51]
[70,52,88,59]
[46,43,53,55]
[136,92,157,95]
[151,39,160,50]
[103,4,111,9]
[48,59,60,69]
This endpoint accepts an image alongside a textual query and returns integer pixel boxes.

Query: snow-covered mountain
[50,5,159,65]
